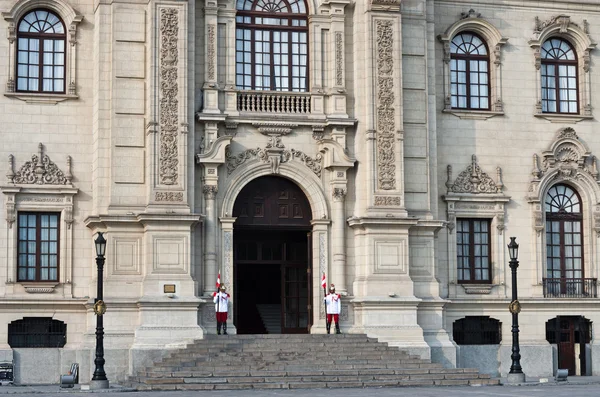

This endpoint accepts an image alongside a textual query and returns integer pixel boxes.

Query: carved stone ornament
[226,138,322,177]
[461,9,481,19]
[253,122,297,136]
[529,128,598,192]
[371,0,401,4]
[8,143,72,185]
[207,24,216,81]
[332,188,347,201]
[312,125,325,141]
[375,20,396,191]
[446,155,502,194]
[374,196,401,206]
[155,191,184,202]
[159,8,180,186]
[202,184,218,200]
[534,15,578,34]
[335,32,344,87]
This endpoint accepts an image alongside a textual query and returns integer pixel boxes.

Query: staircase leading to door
[125,334,498,390]
[256,304,282,333]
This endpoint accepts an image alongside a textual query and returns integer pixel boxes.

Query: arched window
[236,0,308,92]
[545,184,584,296]
[450,32,489,110]
[16,9,66,93]
[541,38,578,114]
[453,316,501,345]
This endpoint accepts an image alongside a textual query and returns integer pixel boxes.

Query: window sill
[443,109,504,120]
[534,113,593,123]
[460,284,495,295]
[4,92,78,105]
[17,282,59,294]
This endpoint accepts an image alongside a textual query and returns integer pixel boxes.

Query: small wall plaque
[163,284,176,294]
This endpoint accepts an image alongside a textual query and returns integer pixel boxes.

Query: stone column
[311,219,331,332]
[220,217,236,334]
[331,186,347,294]
[202,184,218,295]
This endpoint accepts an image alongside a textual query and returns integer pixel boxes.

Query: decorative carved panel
[159,8,179,186]
[375,20,396,191]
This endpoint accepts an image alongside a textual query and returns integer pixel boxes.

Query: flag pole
[216,270,221,315]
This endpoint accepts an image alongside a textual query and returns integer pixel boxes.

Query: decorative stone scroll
[375,20,396,191]
[159,8,179,186]
[528,128,600,235]
[529,128,598,191]
[7,143,72,186]
[225,138,322,177]
[446,155,503,194]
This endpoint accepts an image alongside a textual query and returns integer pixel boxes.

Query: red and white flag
[216,272,221,289]
[321,273,326,289]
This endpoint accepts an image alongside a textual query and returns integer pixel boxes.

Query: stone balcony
[237,90,311,114]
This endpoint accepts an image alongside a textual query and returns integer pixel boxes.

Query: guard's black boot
[217,322,221,335]
[335,322,341,334]
[326,322,331,334]
[223,322,228,335]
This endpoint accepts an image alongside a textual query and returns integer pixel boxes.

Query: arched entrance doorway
[546,316,592,375]
[232,176,312,334]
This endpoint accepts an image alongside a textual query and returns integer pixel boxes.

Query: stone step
[137,366,475,379]
[127,374,499,391]
[130,334,497,391]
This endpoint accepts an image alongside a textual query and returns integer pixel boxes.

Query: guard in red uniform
[213,284,230,335]
[324,284,341,334]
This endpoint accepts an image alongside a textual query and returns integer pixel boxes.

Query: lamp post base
[506,372,526,384]
[89,380,110,390]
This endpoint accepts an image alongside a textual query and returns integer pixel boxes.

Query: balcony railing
[237,91,311,114]
[542,278,597,298]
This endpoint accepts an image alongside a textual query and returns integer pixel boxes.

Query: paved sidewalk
[0,377,599,396]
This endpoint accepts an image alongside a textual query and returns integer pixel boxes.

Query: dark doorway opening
[546,316,592,375]
[232,176,312,334]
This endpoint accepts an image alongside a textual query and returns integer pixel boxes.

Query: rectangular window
[17,213,60,282]
[457,219,491,283]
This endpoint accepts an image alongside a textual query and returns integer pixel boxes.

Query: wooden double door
[234,230,311,334]
[232,176,313,334]
[547,316,592,375]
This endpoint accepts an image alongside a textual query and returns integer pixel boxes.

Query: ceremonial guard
[213,284,230,335]
[324,284,341,334]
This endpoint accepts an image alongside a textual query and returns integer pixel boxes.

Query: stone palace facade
[0,0,599,383]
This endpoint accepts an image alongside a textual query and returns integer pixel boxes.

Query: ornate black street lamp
[507,237,525,383]
[90,232,109,390]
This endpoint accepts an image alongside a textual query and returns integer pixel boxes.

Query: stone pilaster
[197,135,233,295]
[148,3,189,209]
[202,0,220,114]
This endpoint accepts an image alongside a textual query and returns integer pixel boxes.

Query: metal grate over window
[8,317,66,348]
[453,316,501,345]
